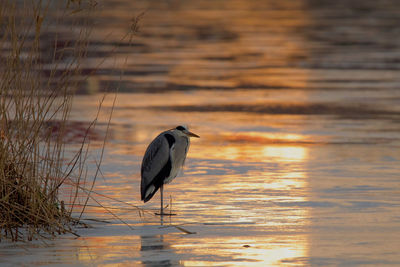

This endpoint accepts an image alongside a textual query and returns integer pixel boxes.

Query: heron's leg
[155,184,176,216]
[160,184,164,215]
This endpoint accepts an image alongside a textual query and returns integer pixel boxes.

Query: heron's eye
[176,126,186,131]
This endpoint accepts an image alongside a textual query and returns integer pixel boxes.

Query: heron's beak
[185,130,200,138]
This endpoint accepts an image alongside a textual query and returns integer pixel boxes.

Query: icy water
[2,0,400,266]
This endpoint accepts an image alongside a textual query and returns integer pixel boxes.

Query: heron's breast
[165,137,189,183]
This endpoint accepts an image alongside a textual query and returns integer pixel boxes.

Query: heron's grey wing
[140,133,172,202]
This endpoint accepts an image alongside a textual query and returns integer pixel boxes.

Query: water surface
[2,0,400,266]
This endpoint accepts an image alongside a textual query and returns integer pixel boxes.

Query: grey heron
[141,125,200,215]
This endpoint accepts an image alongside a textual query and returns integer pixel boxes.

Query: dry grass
[0,0,97,241]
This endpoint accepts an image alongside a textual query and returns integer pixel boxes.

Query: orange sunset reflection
[191,130,312,162]
[65,82,314,266]
[4,0,400,265]
[63,0,314,264]
[177,235,308,267]
[175,130,311,265]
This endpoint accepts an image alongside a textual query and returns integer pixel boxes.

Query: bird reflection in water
[140,233,180,267]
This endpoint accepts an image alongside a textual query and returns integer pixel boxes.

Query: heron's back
[140,133,170,201]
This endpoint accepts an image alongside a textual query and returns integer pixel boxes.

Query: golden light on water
[262,145,308,162]
[176,131,311,265]
[192,131,310,163]
[65,79,315,266]
[176,235,309,266]
[3,0,400,265]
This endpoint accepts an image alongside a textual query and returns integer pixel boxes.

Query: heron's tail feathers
[141,184,158,203]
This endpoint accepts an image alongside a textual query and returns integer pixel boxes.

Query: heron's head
[175,125,200,138]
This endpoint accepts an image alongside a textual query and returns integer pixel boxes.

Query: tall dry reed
[0,0,97,241]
